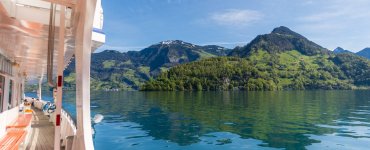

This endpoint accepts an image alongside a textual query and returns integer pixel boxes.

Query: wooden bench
[6,114,33,129]
[0,112,33,149]
[0,130,27,150]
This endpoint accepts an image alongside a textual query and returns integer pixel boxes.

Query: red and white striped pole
[54,4,66,150]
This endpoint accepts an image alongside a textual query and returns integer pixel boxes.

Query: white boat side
[0,0,105,149]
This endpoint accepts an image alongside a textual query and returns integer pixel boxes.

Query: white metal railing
[30,97,77,147]
[60,109,77,146]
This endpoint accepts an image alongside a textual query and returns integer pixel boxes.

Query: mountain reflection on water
[33,90,370,150]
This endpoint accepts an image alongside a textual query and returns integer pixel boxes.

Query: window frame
[7,79,13,110]
[0,74,5,112]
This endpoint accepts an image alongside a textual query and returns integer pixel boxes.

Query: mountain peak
[335,47,344,50]
[154,40,198,48]
[101,50,121,53]
[272,26,291,33]
[159,40,187,45]
[271,26,304,38]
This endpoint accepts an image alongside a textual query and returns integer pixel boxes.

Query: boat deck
[25,108,56,150]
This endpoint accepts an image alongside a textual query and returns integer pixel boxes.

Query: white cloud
[298,23,345,31]
[301,0,314,5]
[301,12,345,22]
[210,9,263,26]
[296,0,370,51]
[300,0,370,23]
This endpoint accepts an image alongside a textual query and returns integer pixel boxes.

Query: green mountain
[64,40,231,90]
[142,27,370,91]
[356,48,370,59]
[229,26,330,57]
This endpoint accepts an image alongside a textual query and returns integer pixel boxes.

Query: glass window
[8,80,13,110]
[0,55,13,76]
[0,75,4,112]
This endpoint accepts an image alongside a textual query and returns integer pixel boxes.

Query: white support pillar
[21,77,25,100]
[2,77,9,111]
[37,75,43,100]
[12,66,19,107]
[13,79,19,108]
[54,4,66,150]
[72,0,97,149]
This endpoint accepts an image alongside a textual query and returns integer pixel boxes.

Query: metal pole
[54,4,66,150]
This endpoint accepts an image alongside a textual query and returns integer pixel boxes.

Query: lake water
[29,90,370,150]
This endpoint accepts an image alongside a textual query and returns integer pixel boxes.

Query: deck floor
[25,108,55,150]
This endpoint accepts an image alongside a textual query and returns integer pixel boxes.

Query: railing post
[65,136,75,150]
[72,0,97,149]
[54,4,66,150]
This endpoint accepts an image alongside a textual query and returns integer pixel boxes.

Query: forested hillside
[142,27,370,91]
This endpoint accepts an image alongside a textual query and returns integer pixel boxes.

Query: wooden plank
[26,109,55,150]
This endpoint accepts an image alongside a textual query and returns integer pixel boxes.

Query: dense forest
[141,52,370,91]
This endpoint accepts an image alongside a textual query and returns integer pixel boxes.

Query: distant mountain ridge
[333,47,352,54]
[356,48,370,59]
[64,40,231,90]
[332,47,370,60]
[127,40,231,71]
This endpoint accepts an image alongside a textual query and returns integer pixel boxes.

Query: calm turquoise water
[30,91,370,150]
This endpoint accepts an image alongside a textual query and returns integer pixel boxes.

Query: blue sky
[98,0,370,53]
